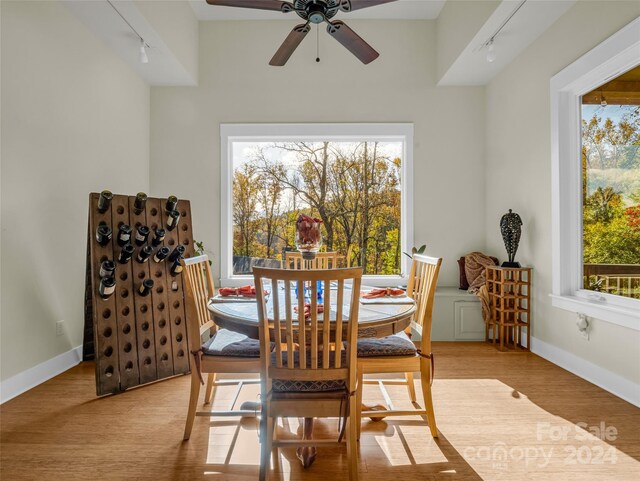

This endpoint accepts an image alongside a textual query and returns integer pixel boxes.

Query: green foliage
[193,239,212,266]
[403,244,426,259]
[582,105,640,271]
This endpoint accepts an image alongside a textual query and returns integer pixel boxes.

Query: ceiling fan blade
[339,0,398,12]
[326,21,379,64]
[270,23,311,66]
[206,0,294,12]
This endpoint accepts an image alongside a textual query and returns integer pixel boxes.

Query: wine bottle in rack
[117,224,132,246]
[168,245,186,263]
[151,228,165,247]
[133,192,147,215]
[99,260,116,278]
[138,279,154,297]
[166,196,178,213]
[97,190,113,213]
[170,259,183,276]
[137,246,153,263]
[118,244,135,264]
[166,210,180,230]
[135,225,150,246]
[99,276,116,299]
[96,225,112,246]
[153,246,170,263]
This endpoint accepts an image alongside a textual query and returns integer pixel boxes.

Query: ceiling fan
[205,0,398,66]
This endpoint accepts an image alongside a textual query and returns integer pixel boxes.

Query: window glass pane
[581,66,640,299]
[231,141,402,276]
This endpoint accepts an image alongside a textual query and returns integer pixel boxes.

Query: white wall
[0,1,150,382]
[485,1,640,387]
[150,20,487,287]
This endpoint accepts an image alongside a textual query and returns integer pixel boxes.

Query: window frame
[220,123,414,287]
[550,17,640,330]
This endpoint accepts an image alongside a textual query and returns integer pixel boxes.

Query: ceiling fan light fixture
[139,38,149,64]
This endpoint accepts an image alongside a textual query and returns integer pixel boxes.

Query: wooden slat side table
[486,266,532,352]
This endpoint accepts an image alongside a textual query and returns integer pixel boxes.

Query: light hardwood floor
[2,342,639,480]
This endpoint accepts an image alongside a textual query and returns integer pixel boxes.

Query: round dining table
[207,285,416,468]
[208,286,415,340]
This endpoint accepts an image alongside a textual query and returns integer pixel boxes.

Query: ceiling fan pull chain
[316,23,320,63]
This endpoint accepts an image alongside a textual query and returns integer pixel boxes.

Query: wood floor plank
[2,342,639,480]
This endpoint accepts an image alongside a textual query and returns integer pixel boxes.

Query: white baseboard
[530,337,640,407]
[0,345,83,404]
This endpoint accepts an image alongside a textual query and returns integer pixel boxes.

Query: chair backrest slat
[181,255,217,352]
[334,278,344,368]
[283,251,339,270]
[253,267,363,388]
[297,281,306,368]
[284,280,294,368]
[271,278,283,368]
[406,254,442,353]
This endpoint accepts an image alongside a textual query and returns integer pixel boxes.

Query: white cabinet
[413,287,484,341]
[453,301,485,340]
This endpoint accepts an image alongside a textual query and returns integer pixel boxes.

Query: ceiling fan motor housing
[294,0,341,23]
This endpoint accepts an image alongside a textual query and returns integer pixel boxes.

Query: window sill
[550,294,640,331]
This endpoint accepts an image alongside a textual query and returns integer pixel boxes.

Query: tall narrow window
[550,17,640,327]
[581,66,640,300]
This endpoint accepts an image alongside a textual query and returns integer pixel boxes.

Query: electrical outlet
[581,328,590,341]
[56,320,64,337]
[576,313,589,340]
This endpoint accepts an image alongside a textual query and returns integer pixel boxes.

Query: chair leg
[204,373,216,405]
[271,423,279,473]
[259,411,274,481]
[356,368,364,441]
[347,395,359,481]
[183,370,201,441]
[419,358,438,438]
[405,371,417,403]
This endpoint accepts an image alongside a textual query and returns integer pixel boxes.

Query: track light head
[139,38,149,64]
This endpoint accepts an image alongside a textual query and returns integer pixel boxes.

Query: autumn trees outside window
[581,67,640,300]
[220,124,413,282]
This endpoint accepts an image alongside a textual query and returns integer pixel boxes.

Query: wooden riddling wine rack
[84,193,195,396]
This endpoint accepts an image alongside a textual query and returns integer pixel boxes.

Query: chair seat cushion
[271,350,347,393]
[202,329,262,358]
[357,331,417,357]
[272,379,346,393]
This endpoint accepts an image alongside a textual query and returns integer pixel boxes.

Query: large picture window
[220,124,413,285]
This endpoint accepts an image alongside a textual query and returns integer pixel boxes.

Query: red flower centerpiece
[295,214,323,258]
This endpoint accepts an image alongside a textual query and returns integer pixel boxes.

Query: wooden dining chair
[355,254,442,439]
[283,251,339,270]
[181,254,262,441]
[253,266,363,481]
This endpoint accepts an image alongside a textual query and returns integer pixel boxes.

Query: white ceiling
[189,0,446,21]
[63,0,577,87]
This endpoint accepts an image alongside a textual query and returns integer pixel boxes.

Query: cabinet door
[454,301,485,340]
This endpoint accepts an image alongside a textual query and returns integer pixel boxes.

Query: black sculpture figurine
[500,209,523,267]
